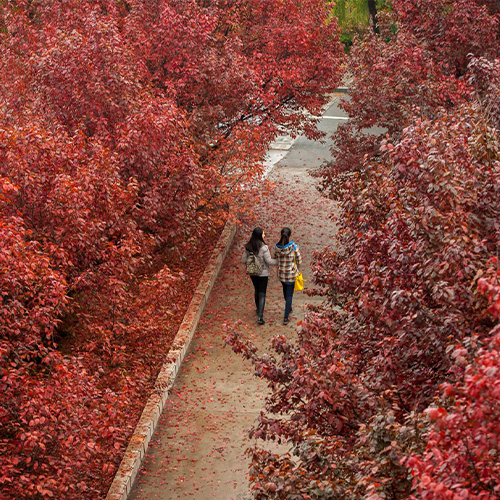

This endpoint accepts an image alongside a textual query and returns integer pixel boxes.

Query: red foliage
[408,274,500,499]
[394,0,500,76]
[411,343,500,500]
[227,98,500,498]
[318,16,472,200]
[0,0,343,498]
[226,2,500,499]
[343,25,471,135]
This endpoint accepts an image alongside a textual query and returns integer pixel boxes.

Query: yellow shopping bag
[293,252,304,291]
[295,272,304,292]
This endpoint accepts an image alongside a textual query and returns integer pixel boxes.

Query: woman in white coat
[241,227,277,325]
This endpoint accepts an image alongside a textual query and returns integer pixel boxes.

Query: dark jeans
[281,281,295,319]
[250,276,268,309]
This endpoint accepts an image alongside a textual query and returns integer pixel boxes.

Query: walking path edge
[105,221,237,500]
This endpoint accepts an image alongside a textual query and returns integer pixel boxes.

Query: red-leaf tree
[408,269,500,500]
[227,1,500,498]
[393,0,500,76]
[227,93,500,499]
[0,0,343,497]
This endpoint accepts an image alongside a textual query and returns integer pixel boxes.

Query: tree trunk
[367,0,379,33]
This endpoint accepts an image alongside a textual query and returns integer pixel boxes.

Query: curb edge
[105,221,237,500]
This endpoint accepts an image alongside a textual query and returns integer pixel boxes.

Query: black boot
[257,292,266,325]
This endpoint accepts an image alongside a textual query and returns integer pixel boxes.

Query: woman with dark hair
[241,227,277,325]
[275,227,302,325]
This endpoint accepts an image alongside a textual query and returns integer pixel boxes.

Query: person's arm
[241,249,249,264]
[263,246,277,266]
[295,246,303,269]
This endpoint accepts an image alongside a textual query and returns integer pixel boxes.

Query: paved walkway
[130,99,345,500]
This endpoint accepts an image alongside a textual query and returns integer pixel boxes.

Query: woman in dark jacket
[241,227,277,325]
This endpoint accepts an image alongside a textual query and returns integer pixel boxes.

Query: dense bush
[227,1,500,498]
[0,0,343,497]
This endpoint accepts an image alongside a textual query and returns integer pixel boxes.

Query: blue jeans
[281,282,295,319]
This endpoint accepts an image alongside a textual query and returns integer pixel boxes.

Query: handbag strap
[293,250,299,274]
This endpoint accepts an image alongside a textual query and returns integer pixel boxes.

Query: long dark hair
[246,227,265,253]
[278,227,291,246]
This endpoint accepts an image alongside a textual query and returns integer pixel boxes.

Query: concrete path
[129,98,346,500]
